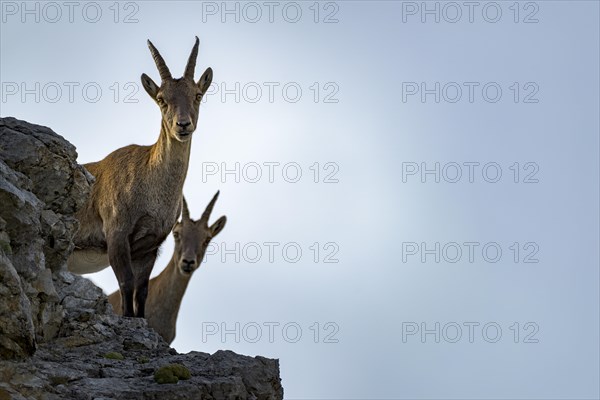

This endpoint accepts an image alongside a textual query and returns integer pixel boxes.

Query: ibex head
[172,192,226,275]
[141,36,213,142]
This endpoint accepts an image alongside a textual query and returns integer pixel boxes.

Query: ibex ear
[198,67,213,94]
[210,216,226,237]
[141,73,160,99]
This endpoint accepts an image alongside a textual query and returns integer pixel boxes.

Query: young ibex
[68,37,213,318]
[107,192,226,343]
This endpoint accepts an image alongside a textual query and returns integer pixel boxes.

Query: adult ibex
[68,37,213,318]
[108,192,226,343]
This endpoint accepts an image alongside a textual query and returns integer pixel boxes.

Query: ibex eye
[196,93,202,101]
[157,97,164,104]
[173,232,179,239]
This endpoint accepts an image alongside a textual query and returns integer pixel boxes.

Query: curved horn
[200,191,220,224]
[147,39,172,80]
[181,196,191,221]
[184,36,200,80]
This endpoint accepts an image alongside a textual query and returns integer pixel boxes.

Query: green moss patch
[0,239,12,255]
[49,376,70,386]
[154,363,191,384]
[103,352,124,360]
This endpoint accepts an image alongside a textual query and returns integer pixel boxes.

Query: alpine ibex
[107,192,226,343]
[68,37,213,318]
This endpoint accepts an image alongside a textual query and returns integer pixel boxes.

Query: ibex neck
[149,122,192,167]
[155,254,194,319]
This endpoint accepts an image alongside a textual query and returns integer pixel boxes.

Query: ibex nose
[181,258,195,273]
[176,121,191,128]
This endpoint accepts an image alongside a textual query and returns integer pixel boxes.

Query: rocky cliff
[0,117,283,399]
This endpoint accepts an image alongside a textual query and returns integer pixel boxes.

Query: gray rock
[0,117,92,215]
[0,249,36,359]
[0,117,283,399]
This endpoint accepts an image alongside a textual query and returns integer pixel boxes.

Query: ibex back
[68,37,213,318]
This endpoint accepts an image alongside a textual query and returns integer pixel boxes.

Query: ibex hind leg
[67,249,110,274]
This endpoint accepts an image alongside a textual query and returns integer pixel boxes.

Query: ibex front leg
[107,232,135,317]
[132,249,158,318]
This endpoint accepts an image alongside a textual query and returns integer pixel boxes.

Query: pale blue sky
[1,1,599,398]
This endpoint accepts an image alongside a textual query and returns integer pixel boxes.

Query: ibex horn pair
[147,36,199,81]
[181,191,220,224]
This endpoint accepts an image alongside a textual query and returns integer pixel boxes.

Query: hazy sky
[1,1,599,398]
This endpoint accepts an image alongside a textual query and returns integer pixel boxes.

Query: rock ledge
[0,117,283,400]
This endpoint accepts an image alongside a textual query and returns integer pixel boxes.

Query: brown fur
[108,193,226,342]
[68,37,213,318]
